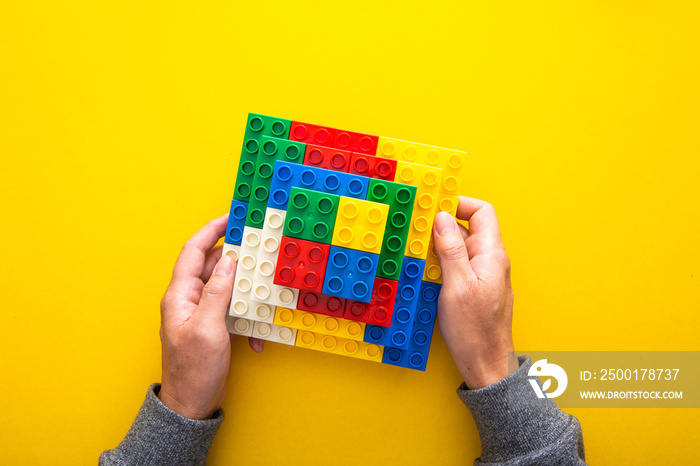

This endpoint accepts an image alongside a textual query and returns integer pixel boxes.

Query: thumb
[197,251,236,325]
[432,211,475,285]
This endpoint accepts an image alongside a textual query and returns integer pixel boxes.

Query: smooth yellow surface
[1,1,699,465]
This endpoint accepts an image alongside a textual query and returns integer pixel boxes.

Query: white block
[228,298,276,324]
[222,243,241,262]
[230,226,262,305]
[252,321,297,346]
[250,208,299,309]
[226,316,254,336]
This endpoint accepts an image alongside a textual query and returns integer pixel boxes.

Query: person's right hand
[432,196,519,389]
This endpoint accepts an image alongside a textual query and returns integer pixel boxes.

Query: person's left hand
[157,214,262,420]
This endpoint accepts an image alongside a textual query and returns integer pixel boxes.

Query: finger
[432,211,476,286]
[201,245,224,283]
[172,214,229,283]
[456,197,505,255]
[458,223,469,242]
[249,337,265,353]
[195,252,236,326]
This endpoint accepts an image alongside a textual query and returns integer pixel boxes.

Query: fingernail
[434,211,458,236]
[213,253,233,277]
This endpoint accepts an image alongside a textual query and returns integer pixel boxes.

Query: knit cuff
[457,356,573,463]
[100,384,224,466]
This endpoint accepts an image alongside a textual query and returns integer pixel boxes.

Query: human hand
[432,197,519,389]
[158,214,262,420]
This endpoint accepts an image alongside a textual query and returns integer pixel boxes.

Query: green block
[233,113,292,202]
[283,187,340,244]
[246,196,268,229]
[245,136,305,228]
[366,179,416,280]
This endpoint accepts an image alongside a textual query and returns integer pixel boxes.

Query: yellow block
[437,193,459,216]
[376,136,467,196]
[273,307,366,341]
[331,196,389,254]
[296,330,384,362]
[422,193,459,284]
[394,161,442,259]
[422,236,442,284]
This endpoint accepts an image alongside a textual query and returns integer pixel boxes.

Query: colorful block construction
[224,113,466,371]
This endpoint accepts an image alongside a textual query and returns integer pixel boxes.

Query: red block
[297,290,346,318]
[348,153,397,181]
[289,121,336,147]
[303,144,352,172]
[290,121,378,155]
[344,277,398,327]
[333,131,378,155]
[274,236,330,293]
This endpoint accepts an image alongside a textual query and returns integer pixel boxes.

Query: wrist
[158,384,212,420]
[459,350,519,390]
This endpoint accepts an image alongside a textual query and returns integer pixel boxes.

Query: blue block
[268,161,369,210]
[322,246,378,303]
[225,199,248,245]
[364,257,425,349]
[382,281,441,371]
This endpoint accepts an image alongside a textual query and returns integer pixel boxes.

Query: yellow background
[1,1,698,464]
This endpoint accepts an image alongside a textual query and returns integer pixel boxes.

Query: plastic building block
[347,153,397,181]
[274,307,366,341]
[303,144,351,172]
[226,316,254,336]
[267,161,369,210]
[282,187,339,244]
[230,226,262,305]
[229,299,276,324]
[289,121,378,155]
[422,237,442,284]
[274,236,330,293]
[322,246,379,303]
[344,277,399,327]
[364,257,425,349]
[222,243,241,262]
[295,330,384,362]
[252,321,297,346]
[234,113,292,202]
[297,291,346,318]
[225,199,248,245]
[382,281,441,371]
[394,161,442,260]
[246,136,305,228]
[331,197,389,255]
[365,178,417,280]
[333,130,379,155]
[437,193,459,216]
[420,194,457,284]
[249,208,299,309]
[288,121,336,147]
[376,136,467,196]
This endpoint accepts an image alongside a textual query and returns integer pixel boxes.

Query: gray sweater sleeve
[100,384,224,466]
[458,356,586,465]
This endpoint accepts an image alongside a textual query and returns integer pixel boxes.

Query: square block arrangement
[224,113,466,370]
